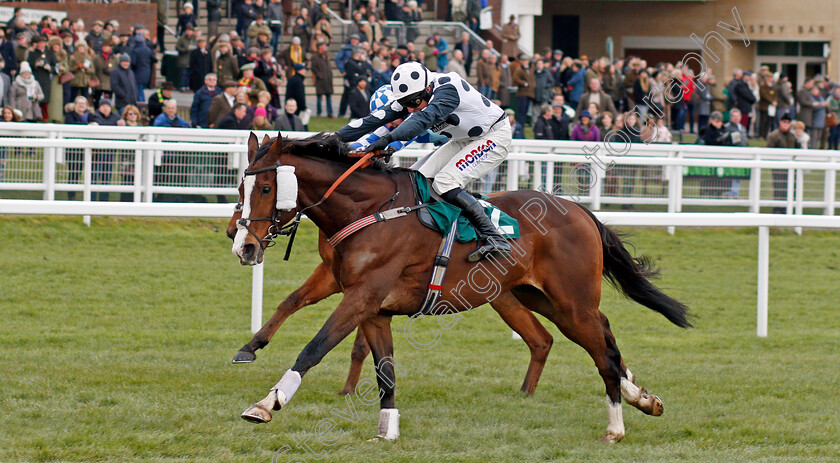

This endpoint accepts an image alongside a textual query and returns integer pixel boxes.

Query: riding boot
[442,188,511,262]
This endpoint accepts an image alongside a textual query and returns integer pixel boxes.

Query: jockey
[347,84,449,153]
[336,62,512,262]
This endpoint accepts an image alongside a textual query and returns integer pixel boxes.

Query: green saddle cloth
[414,174,520,243]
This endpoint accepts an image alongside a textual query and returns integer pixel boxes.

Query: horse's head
[230,133,299,265]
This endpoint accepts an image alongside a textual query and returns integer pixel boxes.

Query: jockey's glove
[365,133,394,153]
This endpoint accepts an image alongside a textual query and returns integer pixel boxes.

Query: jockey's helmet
[391,62,431,108]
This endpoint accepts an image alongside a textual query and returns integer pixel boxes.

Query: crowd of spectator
[1,1,839,155]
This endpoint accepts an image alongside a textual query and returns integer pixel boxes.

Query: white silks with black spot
[275,165,297,211]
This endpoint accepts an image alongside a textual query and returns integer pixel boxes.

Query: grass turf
[1,216,839,462]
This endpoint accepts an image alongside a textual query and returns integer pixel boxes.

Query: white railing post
[785,168,794,214]
[43,131,56,200]
[794,168,804,235]
[757,226,769,338]
[134,149,143,202]
[590,160,604,210]
[666,152,682,235]
[83,148,92,226]
[749,165,762,213]
[251,263,264,333]
[544,160,554,194]
[143,136,156,203]
[823,167,835,215]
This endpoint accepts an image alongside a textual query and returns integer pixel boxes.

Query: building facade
[526,0,840,86]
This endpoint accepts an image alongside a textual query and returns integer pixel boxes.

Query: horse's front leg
[358,315,399,441]
[241,286,382,423]
[233,262,340,363]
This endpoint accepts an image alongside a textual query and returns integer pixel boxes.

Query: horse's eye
[261,186,272,195]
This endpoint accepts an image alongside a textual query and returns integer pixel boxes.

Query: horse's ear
[271,135,283,152]
[247,132,259,163]
[262,134,271,145]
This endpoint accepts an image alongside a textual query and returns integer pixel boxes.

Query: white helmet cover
[390,62,430,100]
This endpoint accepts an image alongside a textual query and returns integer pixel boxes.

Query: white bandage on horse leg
[605,396,625,438]
[275,165,297,211]
[270,369,302,408]
[620,377,643,405]
[232,175,256,256]
[377,408,400,440]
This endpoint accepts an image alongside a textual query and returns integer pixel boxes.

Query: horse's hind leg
[338,328,370,395]
[600,313,664,417]
[512,284,626,443]
[233,262,340,363]
[490,291,553,395]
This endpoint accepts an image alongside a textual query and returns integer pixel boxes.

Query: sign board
[0,7,68,24]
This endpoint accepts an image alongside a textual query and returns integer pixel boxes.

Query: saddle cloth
[411,173,520,243]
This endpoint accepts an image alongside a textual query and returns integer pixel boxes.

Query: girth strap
[327,203,429,247]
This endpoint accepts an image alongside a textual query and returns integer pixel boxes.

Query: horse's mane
[258,132,410,174]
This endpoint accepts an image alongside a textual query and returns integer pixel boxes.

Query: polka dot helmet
[390,62,429,101]
[369,84,393,114]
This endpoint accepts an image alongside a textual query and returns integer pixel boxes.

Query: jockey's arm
[335,104,408,142]
[388,84,459,142]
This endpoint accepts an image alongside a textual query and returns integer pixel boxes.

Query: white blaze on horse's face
[232,175,256,259]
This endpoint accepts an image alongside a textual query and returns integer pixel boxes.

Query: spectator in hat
[513,54,535,125]
[422,37,439,71]
[285,63,307,115]
[92,41,118,109]
[89,97,123,201]
[153,99,190,127]
[247,14,272,48]
[251,106,272,130]
[177,3,198,37]
[129,33,157,103]
[278,35,306,79]
[310,41,334,118]
[208,80,238,128]
[110,53,138,113]
[571,110,600,142]
[46,37,68,121]
[501,15,520,59]
[191,73,222,128]
[10,61,44,122]
[68,42,94,101]
[550,101,571,140]
[701,111,726,145]
[215,42,240,84]
[217,102,251,129]
[188,37,213,92]
[238,62,268,105]
[0,57,11,107]
[0,29,18,78]
[766,113,797,212]
[275,98,305,131]
[175,26,198,91]
[733,71,757,131]
[347,78,369,119]
[27,36,55,120]
[87,20,106,55]
[147,81,176,122]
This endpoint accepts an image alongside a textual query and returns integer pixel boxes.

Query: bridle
[237,148,381,261]
[237,163,300,261]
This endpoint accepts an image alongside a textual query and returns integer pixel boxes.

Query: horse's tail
[574,203,693,328]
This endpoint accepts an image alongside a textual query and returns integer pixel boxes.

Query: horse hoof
[337,386,355,396]
[599,430,624,443]
[366,434,397,443]
[232,348,257,364]
[241,404,272,423]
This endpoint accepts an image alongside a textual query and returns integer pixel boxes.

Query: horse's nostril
[242,243,256,259]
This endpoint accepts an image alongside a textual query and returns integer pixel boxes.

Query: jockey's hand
[365,134,393,153]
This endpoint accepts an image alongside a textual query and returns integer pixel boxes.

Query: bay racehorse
[231,132,691,442]
[226,192,554,396]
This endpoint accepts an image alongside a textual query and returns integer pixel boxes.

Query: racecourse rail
[3,123,840,337]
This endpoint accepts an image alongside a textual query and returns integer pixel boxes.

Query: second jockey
[335,62,512,262]
[347,84,449,153]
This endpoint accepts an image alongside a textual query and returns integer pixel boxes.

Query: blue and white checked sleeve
[348,127,450,151]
